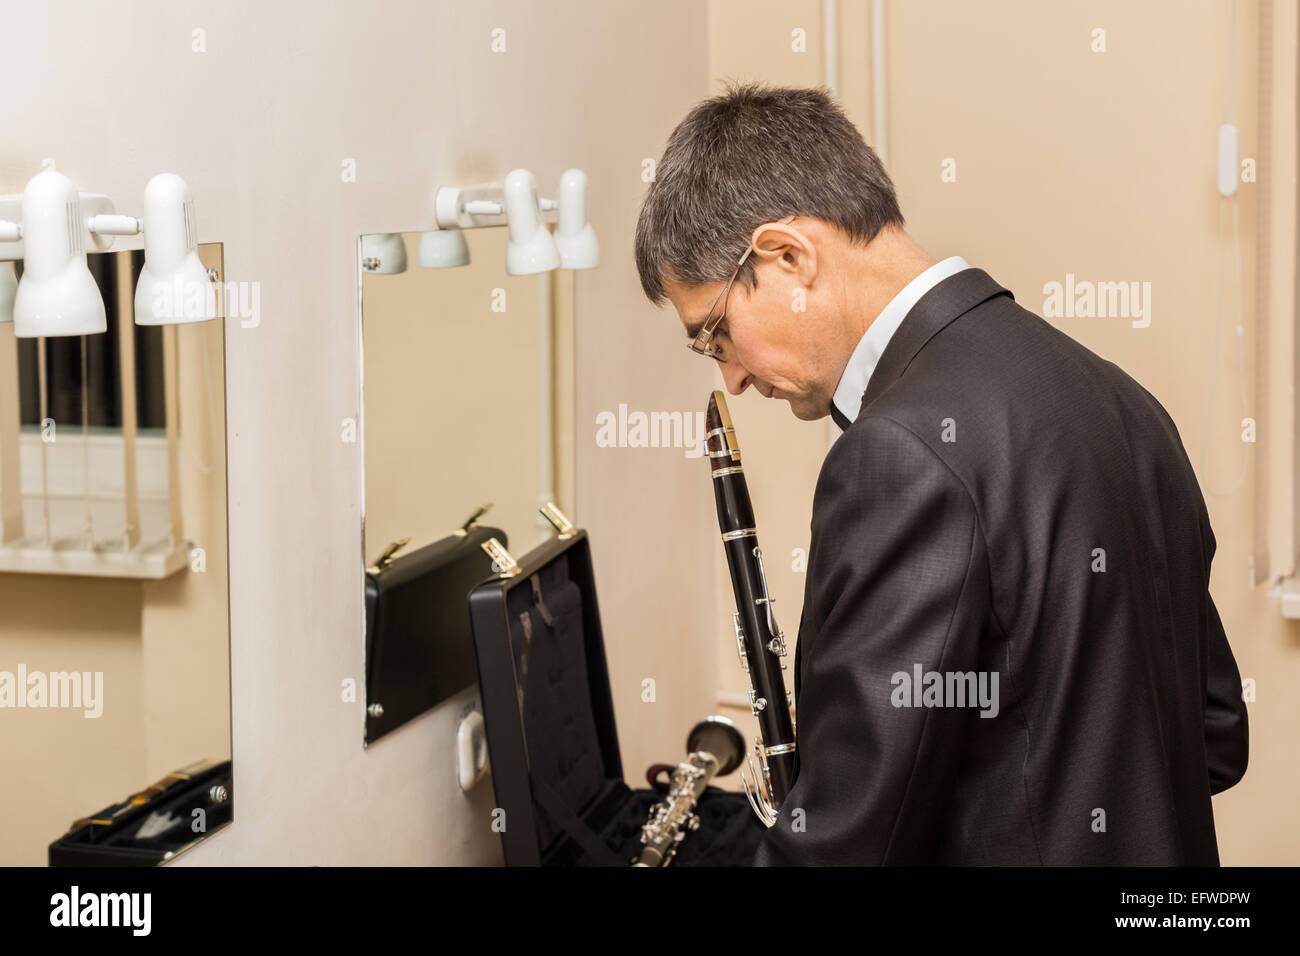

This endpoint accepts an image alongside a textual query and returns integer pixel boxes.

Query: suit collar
[832,256,972,424]
[852,267,1013,418]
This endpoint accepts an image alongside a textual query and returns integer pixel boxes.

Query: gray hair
[634,82,904,304]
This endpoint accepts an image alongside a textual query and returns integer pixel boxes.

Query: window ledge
[0,537,191,579]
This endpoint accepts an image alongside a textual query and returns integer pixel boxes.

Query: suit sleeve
[752,416,991,865]
[1138,381,1248,795]
[1204,585,1248,795]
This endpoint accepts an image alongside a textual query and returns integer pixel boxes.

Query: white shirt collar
[831,255,972,424]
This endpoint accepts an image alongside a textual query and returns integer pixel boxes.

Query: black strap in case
[532,777,624,867]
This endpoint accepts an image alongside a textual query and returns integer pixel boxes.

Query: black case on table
[364,525,504,744]
[49,759,232,866]
[468,528,765,866]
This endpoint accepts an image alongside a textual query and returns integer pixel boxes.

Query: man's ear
[750,218,817,288]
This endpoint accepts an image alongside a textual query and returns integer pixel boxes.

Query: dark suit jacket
[752,267,1249,866]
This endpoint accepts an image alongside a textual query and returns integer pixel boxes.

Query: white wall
[1,0,713,865]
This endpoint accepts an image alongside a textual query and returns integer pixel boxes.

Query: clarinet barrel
[704,390,797,826]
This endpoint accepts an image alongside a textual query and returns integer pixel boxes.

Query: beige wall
[2,0,714,866]
[709,0,1299,865]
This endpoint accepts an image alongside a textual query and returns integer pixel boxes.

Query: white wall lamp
[134,174,218,325]
[0,170,218,336]
[553,169,598,270]
[431,167,598,275]
[502,168,560,275]
[4,172,111,337]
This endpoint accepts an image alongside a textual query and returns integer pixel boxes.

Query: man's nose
[719,359,752,396]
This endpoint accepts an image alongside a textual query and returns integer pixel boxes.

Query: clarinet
[632,716,745,866]
[704,390,797,827]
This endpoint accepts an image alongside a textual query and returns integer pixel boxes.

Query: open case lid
[468,528,626,866]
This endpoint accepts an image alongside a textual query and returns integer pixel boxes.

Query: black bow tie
[830,402,852,431]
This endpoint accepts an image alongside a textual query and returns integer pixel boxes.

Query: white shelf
[0,537,191,579]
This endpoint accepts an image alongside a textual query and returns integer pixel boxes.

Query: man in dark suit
[634,84,1249,864]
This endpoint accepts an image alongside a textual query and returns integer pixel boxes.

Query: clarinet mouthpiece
[705,390,741,471]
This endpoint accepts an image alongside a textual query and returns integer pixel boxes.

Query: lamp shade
[11,170,106,338]
[554,168,598,270]
[503,169,559,275]
[134,173,217,326]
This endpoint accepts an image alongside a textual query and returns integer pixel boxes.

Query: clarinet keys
[732,612,749,673]
[741,740,779,828]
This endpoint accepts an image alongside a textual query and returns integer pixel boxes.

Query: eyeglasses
[686,216,794,364]
[687,250,749,363]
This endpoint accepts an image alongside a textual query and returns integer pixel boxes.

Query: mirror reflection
[360,227,574,742]
[0,243,232,865]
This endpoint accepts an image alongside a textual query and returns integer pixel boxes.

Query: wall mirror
[359,227,575,745]
[0,243,232,864]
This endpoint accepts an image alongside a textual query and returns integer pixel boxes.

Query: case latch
[481,537,521,577]
[456,503,494,536]
[366,537,410,575]
[539,502,575,538]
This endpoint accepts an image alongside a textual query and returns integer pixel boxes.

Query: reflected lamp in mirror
[418,229,470,269]
[360,233,408,274]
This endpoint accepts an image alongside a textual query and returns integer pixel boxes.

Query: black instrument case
[49,760,232,866]
[364,524,504,744]
[468,526,765,866]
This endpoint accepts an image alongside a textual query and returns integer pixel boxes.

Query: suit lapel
[856,267,1014,418]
